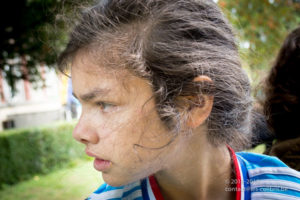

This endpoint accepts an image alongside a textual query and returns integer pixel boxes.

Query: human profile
[58,1,300,199]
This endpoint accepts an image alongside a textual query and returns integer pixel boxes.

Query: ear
[186,75,214,128]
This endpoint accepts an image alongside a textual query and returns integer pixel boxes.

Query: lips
[93,158,111,171]
[85,149,112,172]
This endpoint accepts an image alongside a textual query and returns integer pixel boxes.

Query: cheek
[101,111,146,158]
[101,109,174,185]
[96,111,142,157]
[136,110,172,148]
[93,110,130,138]
[100,102,172,160]
[119,111,172,163]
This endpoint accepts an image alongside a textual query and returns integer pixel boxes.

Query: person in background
[263,26,300,171]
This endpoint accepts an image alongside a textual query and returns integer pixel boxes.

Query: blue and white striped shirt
[86,151,300,200]
[237,152,300,200]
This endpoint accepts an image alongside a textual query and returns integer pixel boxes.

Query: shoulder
[85,181,144,200]
[236,151,290,168]
[237,152,300,200]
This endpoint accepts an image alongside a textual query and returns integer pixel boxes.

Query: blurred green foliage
[0,122,84,189]
[218,0,300,71]
[0,0,87,95]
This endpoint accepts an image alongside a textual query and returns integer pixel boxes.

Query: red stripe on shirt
[227,145,242,200]
[149,175,164,200]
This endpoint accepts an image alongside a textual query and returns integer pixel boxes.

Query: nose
[73,113,99,145]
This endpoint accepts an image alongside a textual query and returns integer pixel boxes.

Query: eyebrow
[72,88,111,102]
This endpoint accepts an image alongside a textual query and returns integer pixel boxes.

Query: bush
[0,122,85,188]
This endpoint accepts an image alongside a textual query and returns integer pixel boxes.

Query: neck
[155,127,236,200]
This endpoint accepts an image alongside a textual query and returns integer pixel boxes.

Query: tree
[0,0,84,95]
[218,0,300,70]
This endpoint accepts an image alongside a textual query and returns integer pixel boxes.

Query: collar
[227,145,243,200]
[228,146,252,200]
[142,145,246,200]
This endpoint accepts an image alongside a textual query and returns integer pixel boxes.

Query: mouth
[85,149,112,172]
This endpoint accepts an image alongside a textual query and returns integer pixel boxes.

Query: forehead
[71,50,126,92]
[72,46,127,74]
[70,49,151,98]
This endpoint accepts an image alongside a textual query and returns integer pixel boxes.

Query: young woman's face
[71,51,177,186]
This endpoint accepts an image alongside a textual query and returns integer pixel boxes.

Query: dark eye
[96,102,114,112]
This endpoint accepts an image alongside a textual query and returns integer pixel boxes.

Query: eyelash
[96,102,114,112]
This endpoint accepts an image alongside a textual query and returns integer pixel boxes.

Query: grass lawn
[0,159,103,200]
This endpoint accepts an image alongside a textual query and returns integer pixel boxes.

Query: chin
[101,173,136,187]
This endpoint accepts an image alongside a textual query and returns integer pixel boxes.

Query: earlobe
[186,75,214,128]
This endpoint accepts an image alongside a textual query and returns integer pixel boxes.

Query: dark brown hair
[58,0,253,150]
[264,26,300,140]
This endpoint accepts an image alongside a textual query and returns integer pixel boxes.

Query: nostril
[80,138,89,145]
[72,120,99,145]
